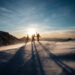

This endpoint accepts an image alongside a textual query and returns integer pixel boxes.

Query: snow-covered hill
[0,41,75,75]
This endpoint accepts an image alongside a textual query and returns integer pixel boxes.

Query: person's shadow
[39,42,75,75]
[33,42,45,75]
[0,42,45,75]
[0,44,28,75]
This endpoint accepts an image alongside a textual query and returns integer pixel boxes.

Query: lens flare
[28,28,36,36]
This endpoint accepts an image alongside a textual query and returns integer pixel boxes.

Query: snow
[0,41,75,75]
[0,43,25,51]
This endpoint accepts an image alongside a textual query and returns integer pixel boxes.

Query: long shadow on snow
[19,42,45,75]
[0,51,13,71]
[56,53,75,62]
[15,42,38,75]
[30,42,38,75]
[39,42,75,75]
[0,44,26,75]
[0,42,45,75]
[33,42,45,75]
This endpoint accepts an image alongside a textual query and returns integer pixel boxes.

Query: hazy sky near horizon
[0,0,75,38]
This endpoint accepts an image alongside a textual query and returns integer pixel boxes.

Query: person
[32,34,35,42]
[36,33,40,41]
[26,34,29,43]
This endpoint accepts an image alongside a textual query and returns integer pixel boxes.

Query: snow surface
[0,43,25,51]
[0,41,75,75]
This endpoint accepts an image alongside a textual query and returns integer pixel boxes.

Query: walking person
[36,33,40,41]
[26,34,29,43]
[32,34,35,42]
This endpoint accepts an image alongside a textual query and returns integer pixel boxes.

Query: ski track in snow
[0,41,75,75]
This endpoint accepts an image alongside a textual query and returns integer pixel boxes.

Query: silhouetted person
[32,34,35,42]
[36,33,40,41]
[26,34,29,43]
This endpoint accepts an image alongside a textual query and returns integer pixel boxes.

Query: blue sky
[0,0,75,38]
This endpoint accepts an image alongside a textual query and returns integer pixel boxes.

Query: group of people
[25,33,40,43]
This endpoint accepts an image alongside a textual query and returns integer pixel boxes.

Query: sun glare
[28,28,36,36]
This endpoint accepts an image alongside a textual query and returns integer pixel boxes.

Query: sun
[28,28,36,36]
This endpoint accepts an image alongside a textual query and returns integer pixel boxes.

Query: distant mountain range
[0,31,23,46]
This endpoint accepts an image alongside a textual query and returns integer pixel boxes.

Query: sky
[0,0,75,38]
